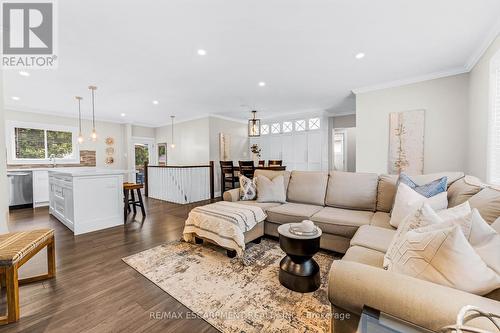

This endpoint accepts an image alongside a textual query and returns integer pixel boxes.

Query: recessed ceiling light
[197,49,207,56]
[120,113,126,117]
[355,52,365,59]
[19,71,30,77]
[258,82,266,87]
[11,96,20,101]
[152,100,159,105]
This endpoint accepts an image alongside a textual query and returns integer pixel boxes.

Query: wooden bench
[0,229,55,325]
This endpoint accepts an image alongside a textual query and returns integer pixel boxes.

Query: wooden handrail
[144,161,215,200]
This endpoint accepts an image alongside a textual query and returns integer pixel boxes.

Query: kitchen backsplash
[7,150,97,169]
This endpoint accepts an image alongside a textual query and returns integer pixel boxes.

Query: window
[488,57,500,184]
[309,118,320,130]
[295,120,306,131]
[261,124,269,135]
[271,123,281,134]
[282,121,292,133]
[8,121,79,164]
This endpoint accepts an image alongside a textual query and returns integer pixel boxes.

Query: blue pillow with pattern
[398,173,447,198]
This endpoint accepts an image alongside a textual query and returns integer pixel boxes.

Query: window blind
[489,66,500,185]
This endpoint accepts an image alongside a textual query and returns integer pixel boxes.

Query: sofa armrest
[223,188,240,202]
[329,260,500,332]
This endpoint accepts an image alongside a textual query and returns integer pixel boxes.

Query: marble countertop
[48,168,128,177]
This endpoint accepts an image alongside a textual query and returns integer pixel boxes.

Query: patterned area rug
[122,238,338,333]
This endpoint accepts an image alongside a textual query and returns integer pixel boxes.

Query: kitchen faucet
[49,154,56,168]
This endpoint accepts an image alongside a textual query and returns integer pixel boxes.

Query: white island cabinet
[48,169,125,235]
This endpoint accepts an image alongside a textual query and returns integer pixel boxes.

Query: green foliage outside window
[135,144,149,169]
[14,127,74,159]
[15,128,45,159]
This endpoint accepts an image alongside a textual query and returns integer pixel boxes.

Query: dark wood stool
[123,183,146,221]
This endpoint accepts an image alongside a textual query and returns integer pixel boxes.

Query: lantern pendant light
[170,115,176,148]
[88,85,98,141]
[248,110,260,137]
[75,96,84,144]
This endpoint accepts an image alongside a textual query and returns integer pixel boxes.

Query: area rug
[122,238,338,333]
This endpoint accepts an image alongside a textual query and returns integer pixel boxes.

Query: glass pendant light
[75,96,84,143]
[248,110,260,137]
[88,85,98,141]
[170,115,176,148]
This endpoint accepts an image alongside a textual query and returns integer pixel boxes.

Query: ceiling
[3,0,500,126]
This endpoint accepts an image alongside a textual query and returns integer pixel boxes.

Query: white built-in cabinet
[33,170,50,207]
[250,114,329,171]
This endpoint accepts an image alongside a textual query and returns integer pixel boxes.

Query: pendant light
[248,110,260,137]
[88,85,98,141]
[170,115,176,148]
[75,96,84,144]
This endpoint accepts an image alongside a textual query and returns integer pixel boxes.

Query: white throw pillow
[239,175,256,201]
[388,223,500,295]
[255,175,286,203]
[468,209,500,276]
[390,183,448,228]
[384,201,471,268]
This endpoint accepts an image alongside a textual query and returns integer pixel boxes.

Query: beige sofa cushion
[350,225,396,253]
[287,171,328,206]
[468,187,500,224]
[266,203,323,224]
[342,245,384,268]
[234,200,282,212]
[310,207,373,238]
[376,175,398,212]
[448,175,483,207]
[370,212,394,230]
[254,169,291,193]
[376,172,466,213]
[326,171,378,211]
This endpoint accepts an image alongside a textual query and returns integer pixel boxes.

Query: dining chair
[238,160,255,178]
[220,161,238,194]
[268,160,283,167]
[258,160,265,167]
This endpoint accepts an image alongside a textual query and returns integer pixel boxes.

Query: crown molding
[351,66,468,94]
[208,114,248,124]
[465,22,500,71]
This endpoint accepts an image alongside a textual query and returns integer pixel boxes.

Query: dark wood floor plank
[0,198,219,333]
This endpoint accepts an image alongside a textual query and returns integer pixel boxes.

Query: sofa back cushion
[447,175,483,207]
[468,187,500,225]
[254,169,291,193]
[326,171,378,211]
[287,171,328,206]
[376,172,466,213]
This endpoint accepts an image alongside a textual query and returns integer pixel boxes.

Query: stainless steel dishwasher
[7,171,33,209]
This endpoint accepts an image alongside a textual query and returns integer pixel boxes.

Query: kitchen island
[49,168,126,235]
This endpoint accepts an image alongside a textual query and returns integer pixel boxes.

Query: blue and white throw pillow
[398,173,447,198]
[239,175,257,201]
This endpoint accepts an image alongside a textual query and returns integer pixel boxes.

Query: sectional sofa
[223,169,500,332]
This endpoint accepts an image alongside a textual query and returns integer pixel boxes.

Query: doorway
[132,137,155,184]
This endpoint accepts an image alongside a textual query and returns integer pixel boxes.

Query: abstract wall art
[388,109,425,175]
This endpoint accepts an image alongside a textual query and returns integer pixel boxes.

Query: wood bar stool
[0,229,56,325]
[123,183,146,221]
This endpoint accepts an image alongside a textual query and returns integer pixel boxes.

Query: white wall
[132,125,155,138]
[0,73,8,233]
[468,35,500,181]
[208,116,248,195]
[155,117,210,165]
[356,73,469,174]
[4,110,127,169]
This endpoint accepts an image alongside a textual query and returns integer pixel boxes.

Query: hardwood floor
[1,198,219,333]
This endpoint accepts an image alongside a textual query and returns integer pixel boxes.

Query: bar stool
[123,183,146,221]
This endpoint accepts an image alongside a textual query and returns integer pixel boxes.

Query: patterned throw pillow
[239,175,256,201]
[399,173,447,198]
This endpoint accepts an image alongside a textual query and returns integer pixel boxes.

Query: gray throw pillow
[239,175,256,201]
[256,175,286,203]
